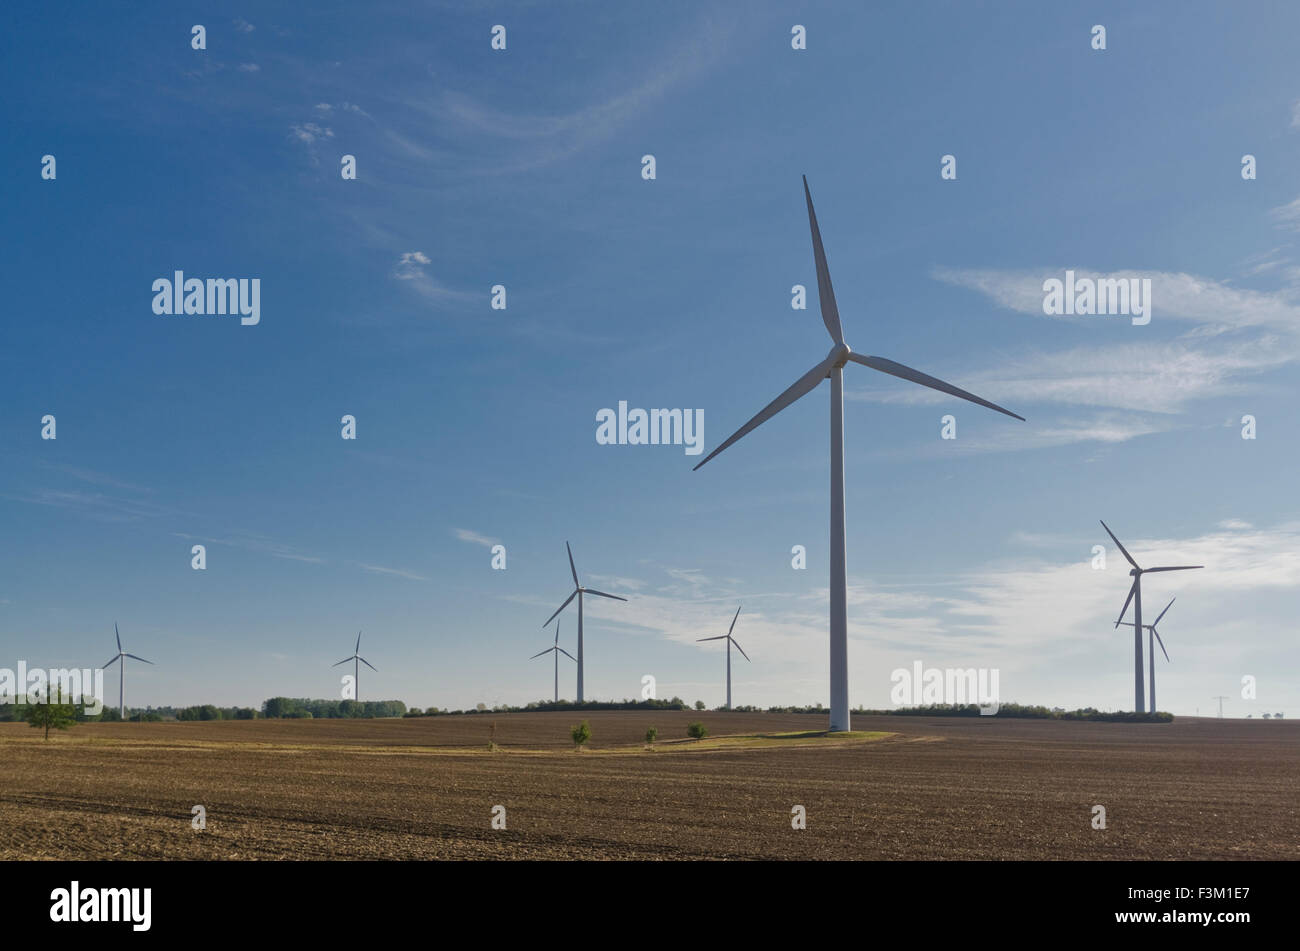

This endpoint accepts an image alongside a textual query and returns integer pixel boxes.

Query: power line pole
[1212,696,1229,718]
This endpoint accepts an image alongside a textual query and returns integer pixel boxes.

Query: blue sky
[3,1,1299,717]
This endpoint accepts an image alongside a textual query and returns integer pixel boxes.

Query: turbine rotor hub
[829,343,852,367]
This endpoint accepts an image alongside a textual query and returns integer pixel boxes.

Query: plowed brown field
[2,713,1296,859]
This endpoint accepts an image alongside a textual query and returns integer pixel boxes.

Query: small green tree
[571,720,591,749]
[693,700,705,711]
[645,726,658,745]
[26,687,78,741]
[687,721,708,740]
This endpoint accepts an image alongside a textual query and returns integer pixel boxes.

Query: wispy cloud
[171,532,324,564]
[290,122,333,144]
[233,17,255,33]
[391,251,478,305]
[453,528,499,548]
[9,488,176,522]
[353,562,427,581]
[238,63,260,73]
[1270,197,1300,233]
[933,267,1300,333]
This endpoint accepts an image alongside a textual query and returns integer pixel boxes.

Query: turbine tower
[694,177,1024,732]
[697,605,750,710]
[530,617,576,703]
[1118,597,1175,714]
[332,631,377,703]
[542,542,627,702]
[1213,695,1228,718]
[1101,521,1202,713]
[103,622,153,720]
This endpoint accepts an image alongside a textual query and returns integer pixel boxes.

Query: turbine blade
[543,590,578,628]
[1114,580,1136,629]
[583,588,627,602]
[530,647,555,660]
[847,353,1024,421]
[802,176,844,346]
[332,657,352,667]
[115,622,122,652]
[1152,597,1175,627]
[1099,520,1139,570]
[697,635,728,642]
[356,631,362,653]
[728,605,741,637]
[103,655,120,668]
[1153,628,1170,663]
[124,653,153,665]
[566,541,579,588]
[731,637,751,662]
[558,647,577,662]
[1145,566,1203,572]
[693,354,835,471]
[358,657,377,672]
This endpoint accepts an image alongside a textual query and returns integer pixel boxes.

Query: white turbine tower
[1117,597,1175,714]
[332,631,377,703]
[531,617,576,703]
[542,542,627,703]
[694,177,1024,732]
[696,605,750,710]
[103,622,153,720]
[1100,521,1202,713]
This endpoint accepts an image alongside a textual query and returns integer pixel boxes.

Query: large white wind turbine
[693,177,1024,732]
[530,617,576,703]
[696,605,750,710]
[1100,521,1202,713]
[333,631,377,703]
[103,622,153,720]
[542,542,627,702]
[1118,597,1175,714]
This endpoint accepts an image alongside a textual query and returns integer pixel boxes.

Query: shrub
[645,726,658,744]
[687,721,707,740]
[571,720,591,748]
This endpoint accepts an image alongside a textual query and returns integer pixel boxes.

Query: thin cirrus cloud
[840,267,1300,432]
[171,531,325,565]
[1271,197,1300,232]
[453,528,500,549]
[352,562,427,582]
[407,16,730,173]
[392,251,479,304]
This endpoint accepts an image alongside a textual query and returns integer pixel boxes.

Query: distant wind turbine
[531,617,576,702]
[696,606,750,710]
[1118,597,1175,713]
[332,631,377,703]
[542,542,627,703]
[693,177,1024,732]
[1100,521,1202,713]
[103,622,153,720]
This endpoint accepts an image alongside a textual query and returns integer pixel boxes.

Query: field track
[2,712,1296,859]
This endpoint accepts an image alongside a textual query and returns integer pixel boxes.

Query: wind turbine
[693,177,1024,732]
[1212,695,1228,718]
[1118,597,1175,714]
[103,622,153,720]
[332,631,377,703]
[1100,521,1202,713]
[530,617,576,703]
[542,542,626,702]
[696,605,750,710]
